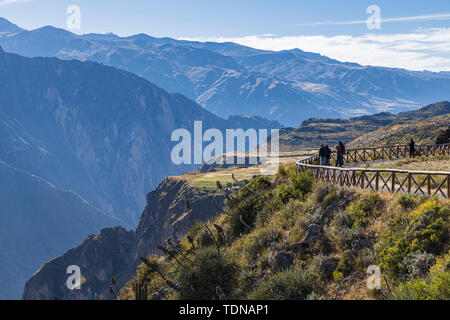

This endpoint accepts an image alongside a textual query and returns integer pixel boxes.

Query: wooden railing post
[448,175,450,199]
[427,175,431,195]
[391,172,396,193]
[408,173,412,194]
[375,172,379,191]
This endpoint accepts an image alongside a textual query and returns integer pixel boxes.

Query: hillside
[118,167,449,300]
[279,112,396,152]
[1,18,450,126]
[280,101,450,152]
[0,161,120,299]
[348,102,450,148]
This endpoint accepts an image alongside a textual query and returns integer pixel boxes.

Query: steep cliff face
[136,177,225,257]
[22,227,136,300]
[22,178,225,300]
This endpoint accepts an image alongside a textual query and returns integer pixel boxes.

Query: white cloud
[0,0,31,7]
[293,13,450,27]
[180,28,450,72]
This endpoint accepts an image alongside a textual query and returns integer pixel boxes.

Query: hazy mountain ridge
[1,18,449,126]
[0,160,121,299]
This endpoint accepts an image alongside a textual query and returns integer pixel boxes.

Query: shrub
[337,250,355,276]
[241,226,279,263]
[322,191,338,209]
[315,183,335,204]
[196,226,216,248]
[333,270,344,281]
[226,191,267,238]
[309,254,330,280]
[334,210,354,230]
[404,251,436,279]
[355,248,377,271]
[272,200,304,231]
[398,194,417,211]
[291,170,314,196]
[394,253,450,300]
[276,183,303,204]
[248,268,315,300]
[347,193,383,228]
[378,201,449,280]
[332,211,364,250]
[246,176,272,193]
[176,247,238,300]
[277,163,297,179]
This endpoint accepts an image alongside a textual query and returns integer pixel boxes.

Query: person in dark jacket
[409,139,416,158]
[319,145,327,165]
[336,141,345,167]
[324,145,332,166]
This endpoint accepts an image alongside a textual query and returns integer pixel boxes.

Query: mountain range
[1,18,450,126]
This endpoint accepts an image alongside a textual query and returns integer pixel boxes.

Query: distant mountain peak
[0,17,22,33]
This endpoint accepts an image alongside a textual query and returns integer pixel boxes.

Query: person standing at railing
[324,145,332,166]
[336,141,345,167]
[319,145,327,165]
[409,138,416,158]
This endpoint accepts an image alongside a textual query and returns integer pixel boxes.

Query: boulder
[301,224,324,244]
[273,251,294,270]
[323,258,339,279]
[289,241,309,255]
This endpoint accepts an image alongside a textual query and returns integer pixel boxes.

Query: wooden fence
[296,143,450,198]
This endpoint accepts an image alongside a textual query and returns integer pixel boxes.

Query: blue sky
[1,0,450,71]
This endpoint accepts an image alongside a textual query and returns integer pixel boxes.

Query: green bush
[248,268,315,300]
[276,183,303,204]
[394,253,450,300]
[309,254,330,280]
[224,176,275,237]
[398,194,417,210]
[404,251,436,279]
[291,170,314,196]
[277,163,297,179]
[378,201,449,280]
[333,270,344,281]
[347,193,383,228]
[322,191,338,209]
[315,184,335,204]
[241,226,279,263]
[245,176,272,193]
[176,247,238,300]
[355,248,377,271]
[337,250,355,276]
[333,211,365,250]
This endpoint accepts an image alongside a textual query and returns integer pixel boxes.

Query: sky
[1,0,450,71]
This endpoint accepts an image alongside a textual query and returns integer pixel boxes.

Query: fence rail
[296,143,450,198]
